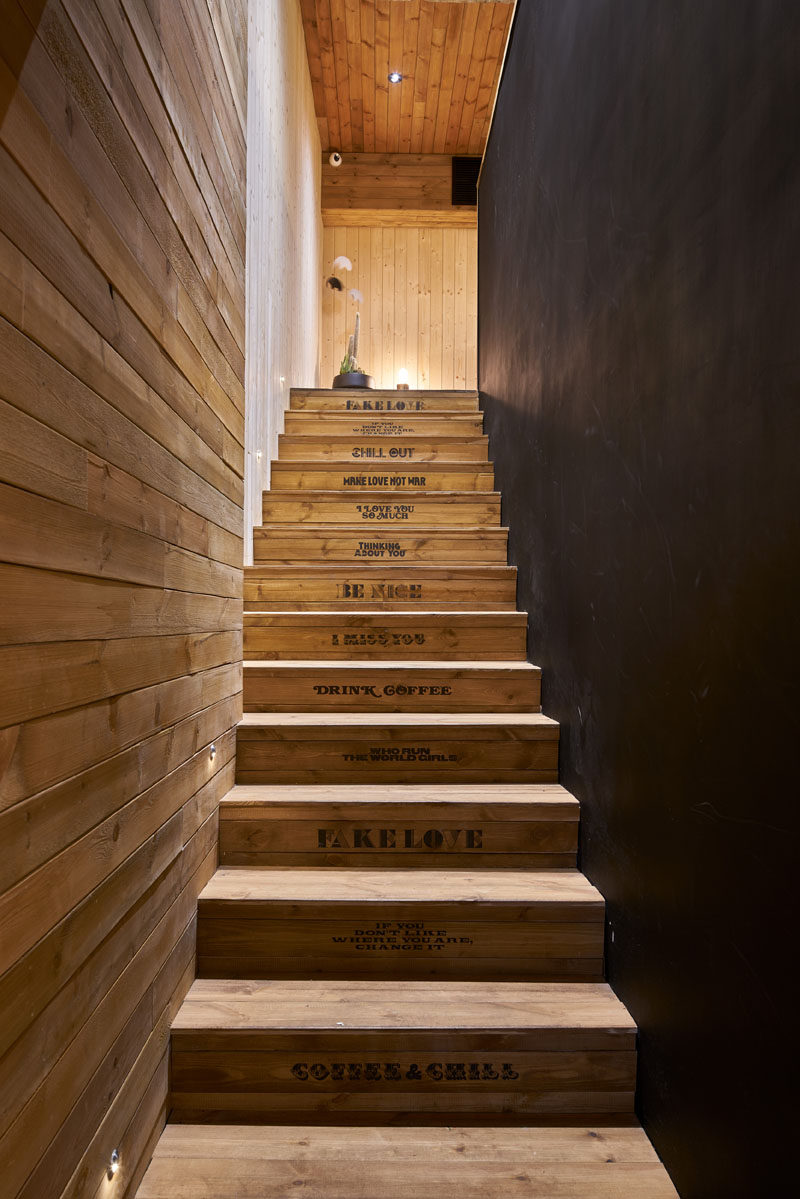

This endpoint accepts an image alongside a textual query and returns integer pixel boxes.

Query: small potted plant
[333,311,374,389]
[326,256,374,389]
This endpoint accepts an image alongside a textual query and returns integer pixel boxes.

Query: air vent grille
[451,156,481,206]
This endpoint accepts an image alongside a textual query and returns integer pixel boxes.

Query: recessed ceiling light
[388,71,402,84]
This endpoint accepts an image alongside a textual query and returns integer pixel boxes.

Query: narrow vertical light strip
[245,0,323,565]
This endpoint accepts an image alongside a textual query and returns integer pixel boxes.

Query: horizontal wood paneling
[300,0,514,153]
[0,1,246,1196]
[323,152,455,209]
[321,224,476,388]
[321,152,478,226]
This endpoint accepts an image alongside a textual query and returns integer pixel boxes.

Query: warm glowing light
[397,368,409,384]
[210,742,217,761]
[388,71,402,84]
[108,1150,120,1179]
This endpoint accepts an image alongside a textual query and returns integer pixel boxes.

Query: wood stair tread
[235,713,557,784]
[136,1124,679,1199]
[243,659,539,670]
[270,459,494,475]
[198,867,603,910]
[245,564,515,578]
[238,712,558,730]
[286,406,481,412]
[222,782,578,810]
[169,982,635,1117]
[289,404,481,410]
[284,415,484,425]
[217,784,578,869]
[291,387,480,396]
[271,458,489,465]
[279,434,488,440]
[172,979,636,1039]
[196,872,602,979]
[261,489,501,499]
[255,523,507,532]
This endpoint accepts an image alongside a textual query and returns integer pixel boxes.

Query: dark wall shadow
[1,0,51,122]
[479,2,800,1196]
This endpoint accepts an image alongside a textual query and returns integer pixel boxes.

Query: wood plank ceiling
[300,0,515,155]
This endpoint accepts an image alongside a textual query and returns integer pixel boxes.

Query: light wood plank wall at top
[245,0,322,564]
[0,1,246,1196]
[321,226,477,389]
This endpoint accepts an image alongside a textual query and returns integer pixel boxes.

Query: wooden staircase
[136,388,677,1196]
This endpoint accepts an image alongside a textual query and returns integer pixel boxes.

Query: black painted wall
[479,3,798,1196]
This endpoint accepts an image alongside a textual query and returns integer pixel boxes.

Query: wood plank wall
[0,1,247,1196]
[245,0,322,564]
[321,225,477,389]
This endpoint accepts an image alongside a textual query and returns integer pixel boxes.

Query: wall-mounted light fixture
[210,742,217,762]
[108,1150,120,1180]
[397,367,409,391]
[388,71,402,84]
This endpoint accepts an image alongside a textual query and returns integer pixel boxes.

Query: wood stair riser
[170,1044,634,1121]
[290,388,480,411]
[242,614,527,661]
[169,1053,636,1121]
[252,528,508,565]
[270,464,496,491]
[243,664,541,712]
[261,493,501,527]
[283,415,484,438]
[220,825,577,869]
[197,918,602,982]
[277,435,489,462]
[235,756,558,787]
[235,720,559,785]
[219,785,579,870]
[244,566,518,611]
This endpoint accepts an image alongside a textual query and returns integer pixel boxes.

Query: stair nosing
[242,659,539,670]
[197,866,604,906]
[235,709,554,719]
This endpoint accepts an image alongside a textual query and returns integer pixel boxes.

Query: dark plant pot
[333,371,375,389]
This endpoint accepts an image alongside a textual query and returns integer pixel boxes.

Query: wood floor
[135,388,677,1196]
